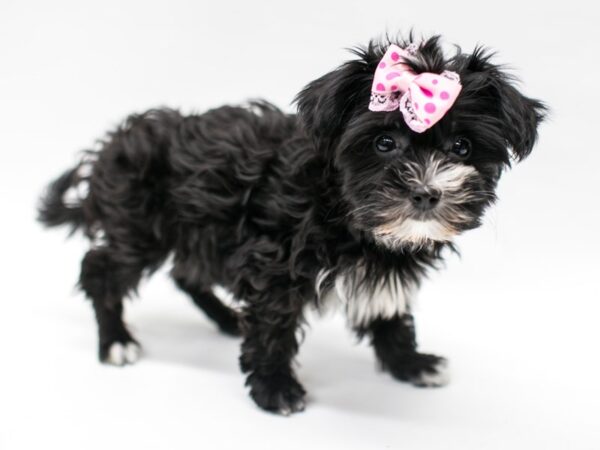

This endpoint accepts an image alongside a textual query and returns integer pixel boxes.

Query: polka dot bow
[368,44,462,133]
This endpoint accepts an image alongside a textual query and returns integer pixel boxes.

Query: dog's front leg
[239,290,306,415]
[363,314,449,387]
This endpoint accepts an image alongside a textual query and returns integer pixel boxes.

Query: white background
[1,1,599,449]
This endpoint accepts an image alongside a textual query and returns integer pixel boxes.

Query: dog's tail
[37,156,92,234]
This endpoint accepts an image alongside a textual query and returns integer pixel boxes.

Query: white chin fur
[373,218,455,249]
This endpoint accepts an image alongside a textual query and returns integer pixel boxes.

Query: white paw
[411,359,450,387]
[106,342,141,366]
[278,398,306,416]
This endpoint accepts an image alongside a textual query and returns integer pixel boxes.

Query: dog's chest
[316,266,412,326]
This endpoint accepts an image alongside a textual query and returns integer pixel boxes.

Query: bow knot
[368,44,462,133]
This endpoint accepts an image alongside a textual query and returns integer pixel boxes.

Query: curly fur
[38,34,546,415]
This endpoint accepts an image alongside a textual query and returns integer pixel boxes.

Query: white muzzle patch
[373,158,478,248]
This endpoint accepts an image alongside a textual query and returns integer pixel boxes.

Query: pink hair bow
[368,44,462,133]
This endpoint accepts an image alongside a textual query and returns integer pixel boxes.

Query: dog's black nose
[410,188,441,211]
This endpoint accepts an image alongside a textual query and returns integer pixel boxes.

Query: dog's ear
[295,56,372,154]
[463,49,547,162]
[490,74,547,161]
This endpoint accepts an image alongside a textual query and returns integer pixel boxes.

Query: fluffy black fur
[38,34,546,415]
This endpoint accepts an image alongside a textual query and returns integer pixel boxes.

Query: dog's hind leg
[173,277,241,336]
[79,247,160,365]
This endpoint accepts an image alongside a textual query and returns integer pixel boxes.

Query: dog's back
[38,101,311,362]
[39,101,300,252]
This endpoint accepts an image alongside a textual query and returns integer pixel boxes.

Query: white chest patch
[316,266,413,326]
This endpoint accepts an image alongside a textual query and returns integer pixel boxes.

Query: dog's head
[295,36,546,249]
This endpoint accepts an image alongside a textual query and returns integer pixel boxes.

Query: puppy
[39,34,545,415]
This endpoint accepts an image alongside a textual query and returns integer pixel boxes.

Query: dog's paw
[409,356,449,387]
[100,341,141,366]
[386,353,449,388]
[247,371,307,416]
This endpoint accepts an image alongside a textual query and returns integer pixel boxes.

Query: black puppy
[39,35,545,415]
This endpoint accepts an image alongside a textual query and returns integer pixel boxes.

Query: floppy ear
[490,76,547,161]
[294,57,372,153]
[463,49,547,161]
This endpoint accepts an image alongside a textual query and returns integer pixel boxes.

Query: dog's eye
[451,138,472,158]
[374,135,396,153]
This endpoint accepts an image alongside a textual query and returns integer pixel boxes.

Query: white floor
[1,1,599,449]
[3,226,599,450]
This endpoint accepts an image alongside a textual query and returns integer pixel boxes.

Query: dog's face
[296,37,546,249]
